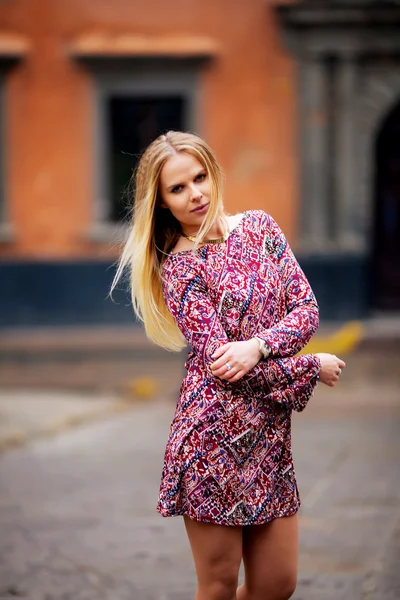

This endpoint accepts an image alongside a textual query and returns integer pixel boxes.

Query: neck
[182,215,227,240]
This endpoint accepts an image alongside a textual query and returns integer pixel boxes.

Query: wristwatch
[254,337,271,359]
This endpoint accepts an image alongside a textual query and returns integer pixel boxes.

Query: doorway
[372,101,400,311]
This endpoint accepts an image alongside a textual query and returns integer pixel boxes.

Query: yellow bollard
[124,376,158,401]
[300,321,364,356]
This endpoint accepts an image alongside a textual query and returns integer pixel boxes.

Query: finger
[212,360,233,373]
[217,362,239,379]
[224,367,242,381]
[211,344,231,360]
[220,372,238,381]
[212,364,235,378]
[229,371,243,383]
[230,370,246,382]
[338,359,346,369]
[223,369,243,382]
[211,354,232,371]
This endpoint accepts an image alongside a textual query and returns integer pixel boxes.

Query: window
[0,44,28,241]
[107,95,185,222]
[90,61,200,238]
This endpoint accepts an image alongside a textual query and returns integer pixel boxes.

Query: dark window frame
[107,95,186,223]
[0,67,14,242]
[0,73,4,218]
[86,59,202,242]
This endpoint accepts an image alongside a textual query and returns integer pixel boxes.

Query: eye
[171,185,183,194]
[195,173,206,182]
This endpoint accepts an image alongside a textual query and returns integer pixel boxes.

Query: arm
[269,376,317,413]
[255,213,320,357]
[162,262,319,411]
[242,352,320,413]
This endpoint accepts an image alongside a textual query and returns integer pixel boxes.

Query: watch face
[256,339,266,358]
[254,337,269,358]
[261,341,270,358]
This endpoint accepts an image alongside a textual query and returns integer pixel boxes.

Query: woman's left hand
[210,339,261,382]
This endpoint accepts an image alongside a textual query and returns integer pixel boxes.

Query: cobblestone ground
[0,348,399,600]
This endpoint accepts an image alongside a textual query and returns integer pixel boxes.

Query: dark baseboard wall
[0,255,369,328]
[299,254,369,321]
[0,261,136,328]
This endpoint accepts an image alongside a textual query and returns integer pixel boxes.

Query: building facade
[0,0,399,327]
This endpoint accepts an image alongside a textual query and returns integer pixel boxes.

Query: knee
[276,572,297,599]
[201,562,239,600]
[247,572,297,600]
[271,571,297,600]
[207,580,238,600]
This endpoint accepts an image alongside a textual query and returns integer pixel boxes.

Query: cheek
[200,180,211,195]
[164,193,188,215]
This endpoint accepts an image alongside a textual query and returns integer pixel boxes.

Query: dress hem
[156,501,300,527]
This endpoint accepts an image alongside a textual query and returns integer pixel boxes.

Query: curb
[0,396,152,454]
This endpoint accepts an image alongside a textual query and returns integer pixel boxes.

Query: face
[159,152,211,234]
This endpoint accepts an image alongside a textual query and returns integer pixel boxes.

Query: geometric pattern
[157,210,321,526]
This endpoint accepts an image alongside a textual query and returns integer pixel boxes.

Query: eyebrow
[166,169,206,192]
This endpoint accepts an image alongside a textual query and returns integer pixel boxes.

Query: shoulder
[244,210,288,259]
[244,210,281,234]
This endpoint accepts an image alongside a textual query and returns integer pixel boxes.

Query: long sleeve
[255,213,320,358]
[162,261,319,412]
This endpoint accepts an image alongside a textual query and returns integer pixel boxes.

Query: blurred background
[0,1,399,599]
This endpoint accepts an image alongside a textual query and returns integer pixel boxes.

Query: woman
[112,131,345,600]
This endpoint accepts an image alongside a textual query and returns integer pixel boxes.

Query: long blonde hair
[111,131,225,351]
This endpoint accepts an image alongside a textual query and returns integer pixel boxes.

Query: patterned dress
[157,210,321,526]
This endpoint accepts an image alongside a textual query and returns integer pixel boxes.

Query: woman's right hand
[315,353,346,387]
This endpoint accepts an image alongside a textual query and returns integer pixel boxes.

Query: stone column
[335,55,362,251]
[298,58,330,252]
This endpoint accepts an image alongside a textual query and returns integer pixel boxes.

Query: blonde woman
[112,131,345,600]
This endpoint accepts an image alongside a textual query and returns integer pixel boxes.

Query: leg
[184,515,243,600]
[237,514,298,600]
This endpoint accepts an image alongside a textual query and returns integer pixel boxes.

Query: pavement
[0,317,399,449]
[0,391,132,452]
[0,323,399,599]
[0,316,399,392]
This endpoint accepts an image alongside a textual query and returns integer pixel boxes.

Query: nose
[189,183,202,201]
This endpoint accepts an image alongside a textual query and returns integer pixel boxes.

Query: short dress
[157,210,321,526]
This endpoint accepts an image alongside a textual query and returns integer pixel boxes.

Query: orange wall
[0,0,297,259]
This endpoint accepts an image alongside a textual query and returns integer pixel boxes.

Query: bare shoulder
[170,237,193,254]
[226,212,247,232]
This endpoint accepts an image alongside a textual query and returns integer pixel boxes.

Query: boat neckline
[164,210,250,260]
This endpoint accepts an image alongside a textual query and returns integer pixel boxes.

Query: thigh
[184,516,243,585]
[242,514,298,596]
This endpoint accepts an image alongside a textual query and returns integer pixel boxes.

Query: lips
[191,204,208,213]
